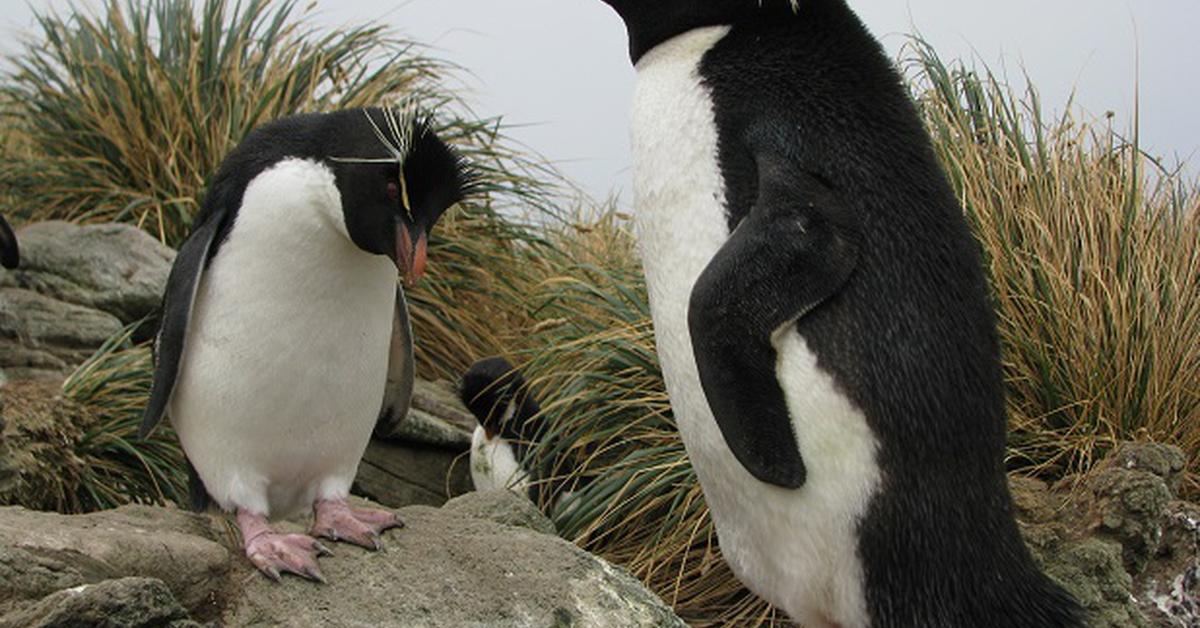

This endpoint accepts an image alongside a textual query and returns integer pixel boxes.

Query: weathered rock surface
[356,378,476,508]
[0,221,173,382]
[0,221,174,325]
[0,492,685,628]
[1015,442,1200,627]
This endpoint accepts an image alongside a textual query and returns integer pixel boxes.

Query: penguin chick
[139,105,476,583]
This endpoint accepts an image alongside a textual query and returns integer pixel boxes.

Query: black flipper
[0,215,18,269]
[374,286,416,438]
[138,214,225,438]
[185,455,213,512]
[688,146,862,489]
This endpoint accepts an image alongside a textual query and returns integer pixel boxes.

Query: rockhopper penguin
[593,1,1084,626]
[460,357,544,498]
[139,105,475,583]
[0,215,18,269]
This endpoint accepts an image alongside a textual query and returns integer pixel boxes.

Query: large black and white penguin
[460,357,544,498]
[0,215,18,269]
[139,105,474,583]
[593,1,1084,626]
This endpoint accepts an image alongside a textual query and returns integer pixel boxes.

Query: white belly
[631,28,881,627]
[169,159,396,520]
[469,425,530,495]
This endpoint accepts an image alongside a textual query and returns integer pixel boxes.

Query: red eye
[386,182,400,201]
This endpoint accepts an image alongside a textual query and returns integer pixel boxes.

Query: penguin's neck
[228,158,394,297]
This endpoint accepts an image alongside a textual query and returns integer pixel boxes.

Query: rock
[0,221,174,382]
[353,378,477,509]
[1137,501,1200,626]
[0,288,123,380]
[0,505,231,618]
[354,439,472,508]
[1094,442,1188,498]
[0,493,685,628]
[1012,442,1198,627]
[0,221,173,326]
[0,577,198,628]
[375,379,475,448]
[223,491,684,627]
[441,490,556,536]
[1088,466,1174,574]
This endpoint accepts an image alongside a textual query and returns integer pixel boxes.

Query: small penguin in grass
[595,0,1084,626]
[139,104,476,583]
[0,215,18,269]
[460,357,544,499]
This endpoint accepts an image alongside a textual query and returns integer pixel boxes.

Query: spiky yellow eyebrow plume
[330,99,425,220]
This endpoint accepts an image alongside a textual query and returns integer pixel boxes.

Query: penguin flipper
[688,150,862,489]
[138,214,224,438]
[0,215,18,270]
[374,285,416,438]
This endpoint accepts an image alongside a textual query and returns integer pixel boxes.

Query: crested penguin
[593,1,1085,626]
[139,105,475,583]
[460,357,544,499]
[0,215,17,269]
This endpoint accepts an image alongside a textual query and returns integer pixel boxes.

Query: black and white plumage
[459,357,544,498]
[596,1,1084,626]
[0,215,18,269]
[139,106,474,582]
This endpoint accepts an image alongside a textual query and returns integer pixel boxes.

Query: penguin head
[327,106,475,286]
[459,357,540,443]
[0,215,18,270]
[597,0,801,63]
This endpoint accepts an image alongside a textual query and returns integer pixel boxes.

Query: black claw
[263,565,282,583]
[303,567,327,584]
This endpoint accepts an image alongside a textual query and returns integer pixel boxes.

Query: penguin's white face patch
[630,27,881,627]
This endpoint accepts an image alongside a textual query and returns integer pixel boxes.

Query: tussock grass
[0,325,185,513]
[909,41,1200,492]
[63,325,188,511]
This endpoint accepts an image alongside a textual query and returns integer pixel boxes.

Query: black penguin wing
[374,285,416,437]
[0,215,18,269]
[137,213,225,438]
[687,145,862,489]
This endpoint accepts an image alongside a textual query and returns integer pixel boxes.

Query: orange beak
[395,226,428,286]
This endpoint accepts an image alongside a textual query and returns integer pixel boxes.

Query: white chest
[630,29,881,627]
[170,159,397,519]
[470,425,530,495]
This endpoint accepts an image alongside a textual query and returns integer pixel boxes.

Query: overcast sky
[2,1,1196,204]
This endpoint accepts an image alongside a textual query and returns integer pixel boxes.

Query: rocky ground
[1015,443,1199,627]
[0,491,685,627]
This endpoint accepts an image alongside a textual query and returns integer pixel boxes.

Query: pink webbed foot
[310,499,405,550]
[238,510,333,583]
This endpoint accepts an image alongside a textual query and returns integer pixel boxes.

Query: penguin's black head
[597,0,802,63]
[326,107,476,286]
[0,215,18,270]
[460,357,541,442]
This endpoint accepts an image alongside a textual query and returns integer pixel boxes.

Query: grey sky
[2,1,1196,204]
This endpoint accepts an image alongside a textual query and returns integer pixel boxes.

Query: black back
[0,215,18,269]
[601,0,1085,625]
